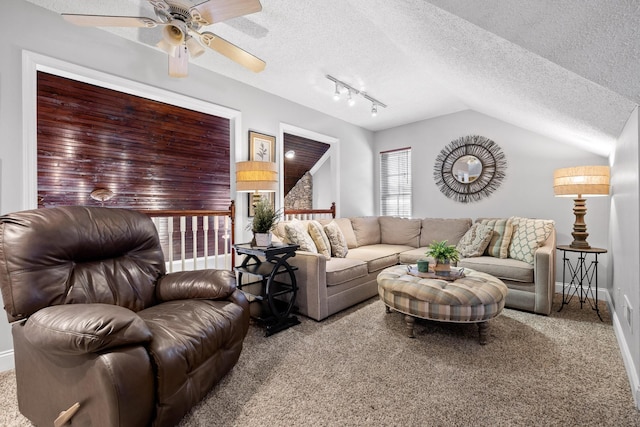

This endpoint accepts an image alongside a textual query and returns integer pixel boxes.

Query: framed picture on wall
[248,131,276,216]
[249,131,276,162]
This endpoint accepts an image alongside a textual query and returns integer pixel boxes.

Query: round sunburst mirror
[433,135,507,203]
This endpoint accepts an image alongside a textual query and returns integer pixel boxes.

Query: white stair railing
[139,203,235,273]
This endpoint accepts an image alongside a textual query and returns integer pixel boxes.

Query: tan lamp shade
[236,161,278,192]
[553,166,610,197]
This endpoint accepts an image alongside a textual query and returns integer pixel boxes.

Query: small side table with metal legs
[557,245,607,321]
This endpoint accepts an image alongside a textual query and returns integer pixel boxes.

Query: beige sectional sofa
[273,216,556,321]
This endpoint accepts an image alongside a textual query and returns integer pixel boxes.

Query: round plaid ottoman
[377,264,508,344]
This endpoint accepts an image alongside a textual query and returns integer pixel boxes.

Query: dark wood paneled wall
[283,133,330,195]
[37,71,231,210]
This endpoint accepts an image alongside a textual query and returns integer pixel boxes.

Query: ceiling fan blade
[190,0,262,25]
[199,32,265,73]
[62,14,158,28]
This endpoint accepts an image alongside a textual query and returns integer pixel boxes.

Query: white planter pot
[253,232,272,247]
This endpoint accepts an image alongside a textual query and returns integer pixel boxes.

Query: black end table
[234,243,300,336]
[557,245,607,321]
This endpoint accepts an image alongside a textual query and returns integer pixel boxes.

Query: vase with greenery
[425,240,460,276]
[248,196,281,247]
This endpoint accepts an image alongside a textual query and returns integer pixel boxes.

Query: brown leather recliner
[0,206,249,427]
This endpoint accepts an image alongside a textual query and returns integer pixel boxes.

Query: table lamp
[235,161,278,206]
[553,165,610,249]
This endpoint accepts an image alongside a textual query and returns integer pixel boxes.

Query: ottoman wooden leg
[404,315,415,338]
[385,305,392,313]
[478,321,488,345]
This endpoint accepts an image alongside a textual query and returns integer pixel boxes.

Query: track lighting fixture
[326,74,387,116]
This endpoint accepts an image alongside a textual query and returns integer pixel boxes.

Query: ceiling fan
[61,0,266,77]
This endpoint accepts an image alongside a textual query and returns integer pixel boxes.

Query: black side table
[557,245,607,321]
[234,243,300,336]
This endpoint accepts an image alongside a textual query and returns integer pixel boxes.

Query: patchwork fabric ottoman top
[377,264,508,323]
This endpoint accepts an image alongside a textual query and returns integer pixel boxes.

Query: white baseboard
[610,300,640,410]
[0,349,14,372]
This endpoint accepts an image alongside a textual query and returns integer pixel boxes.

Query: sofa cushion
[347,244,414,273]
[324,221,349,258]
[419,218,472,247]
[508,217,555,264]
[325,258,368,287]
[308,221,331,260]
[458,256,533,283]
[379,216,421,247]
[285,220,318,253]
[351,217,381,247]
[479,218,514,259]
[456,223,494,258]
[398,247,430,265]
[331,218,358,249]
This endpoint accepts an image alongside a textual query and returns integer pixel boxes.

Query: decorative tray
[407,266,465,281]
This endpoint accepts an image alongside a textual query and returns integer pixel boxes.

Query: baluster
[180,216,186,272]
[203,216,209,269]
[224,215,230,270]
[192,216,198,271]
[167,217,174,273]
[214,215,220,269]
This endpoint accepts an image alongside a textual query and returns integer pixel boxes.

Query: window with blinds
[379,147,412,217]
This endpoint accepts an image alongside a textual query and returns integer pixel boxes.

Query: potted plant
[425,240,460,276]
[248,196,281,247]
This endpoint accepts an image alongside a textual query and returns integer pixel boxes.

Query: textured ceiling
[24,0,640,156]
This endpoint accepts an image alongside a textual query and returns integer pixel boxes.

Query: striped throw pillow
[480,218,514,259]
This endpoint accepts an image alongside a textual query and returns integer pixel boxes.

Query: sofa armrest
[23,303,152,355]
[286,250,328,321]
[533,228,557,315]
[157,269,236,302]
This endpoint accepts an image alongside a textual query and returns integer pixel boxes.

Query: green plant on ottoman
[425,240,460,276]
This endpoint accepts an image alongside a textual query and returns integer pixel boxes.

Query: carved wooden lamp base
[570,197,591,249]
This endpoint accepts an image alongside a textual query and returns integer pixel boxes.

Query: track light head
[371,103,378,117]
[347,90,355,106]
[333,83,341,101]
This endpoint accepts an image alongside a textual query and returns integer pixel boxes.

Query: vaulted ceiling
[25,0,640,156]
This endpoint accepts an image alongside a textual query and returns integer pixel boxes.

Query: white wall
[609,106,640,407]
[0,0,374,369]
[373,110,611,284]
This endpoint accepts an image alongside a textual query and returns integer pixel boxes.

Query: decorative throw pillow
[480,218,514,258]
[508,217,555,264]
[456,223,494,258]
[285,220,318,253]
[308,220,331,259]
[324,220,349,258]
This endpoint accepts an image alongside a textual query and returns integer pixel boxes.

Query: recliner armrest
[23,303,151,355]
[157,269,236,301]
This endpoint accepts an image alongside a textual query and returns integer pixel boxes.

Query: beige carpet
[1,295,639,426]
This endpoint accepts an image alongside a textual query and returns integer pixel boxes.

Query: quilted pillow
[480,218,514,258]
[308,220,331,259]
[324,220,349,258]
[456,223,494,258]
[508,217,555,264]
[285,219,318,253]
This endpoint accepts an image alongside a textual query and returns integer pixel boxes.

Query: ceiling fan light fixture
[169,45,189,78]
[186,36,206,58]
[162,21,187,46]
